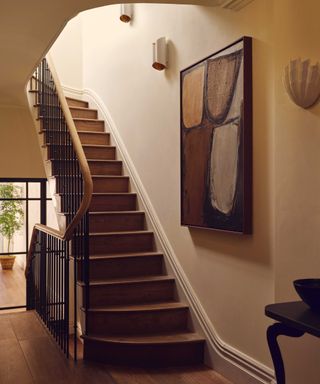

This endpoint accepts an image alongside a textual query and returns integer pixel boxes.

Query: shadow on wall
[188,38,273,268]
[164,39,178,82]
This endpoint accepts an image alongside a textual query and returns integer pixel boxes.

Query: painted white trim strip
[62,84,274,384]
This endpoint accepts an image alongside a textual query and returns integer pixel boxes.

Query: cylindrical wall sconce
[120,4,133,23]
[152,37,168,71]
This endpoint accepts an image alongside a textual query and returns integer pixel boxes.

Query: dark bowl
[294,279,320,312]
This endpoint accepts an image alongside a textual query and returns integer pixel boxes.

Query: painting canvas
[180,37,252,234]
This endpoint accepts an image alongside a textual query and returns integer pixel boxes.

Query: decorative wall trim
[221,0,254,11]
[62,84,274,384]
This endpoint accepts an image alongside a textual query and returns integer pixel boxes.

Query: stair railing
[25,55,93,359]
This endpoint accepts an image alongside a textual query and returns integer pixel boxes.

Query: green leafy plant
[0,183,24,255]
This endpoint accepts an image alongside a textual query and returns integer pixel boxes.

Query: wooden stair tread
[43,143,114,149]
[87,159,121,163]
[73,118,104,122]
[89,211,144,215]
[50,175,127,179]
[82,144,114,148]
[89,230,152,236]
[72,252,162,260]
[75,130,107,135]
[89,251,163,260]
[62,210,143,216]
[92,192,136,196]
[82,332,205,345]
[84,301,188,312]
[39,129,107,135]
[69,106,97,112]
[66,96,88,103]
[58,192,136,196]
[78,275,173,286]
[91,175,129,178]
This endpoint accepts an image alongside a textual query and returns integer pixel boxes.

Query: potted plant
[0,183,24,270]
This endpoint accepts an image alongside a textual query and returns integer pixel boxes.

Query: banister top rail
[45,53,93,240]
[25,54,93,274]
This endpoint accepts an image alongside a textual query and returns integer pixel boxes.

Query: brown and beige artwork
[181,37,252,233]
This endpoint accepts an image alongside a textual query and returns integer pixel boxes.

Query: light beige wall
[0,107,44,178]
[50,17,83,90]
[81,1,274,367]
[274,1,320,383]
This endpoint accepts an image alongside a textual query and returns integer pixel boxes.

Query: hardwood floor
[0,255,26,308]
[108,366,232,384]
[0,311,232,384]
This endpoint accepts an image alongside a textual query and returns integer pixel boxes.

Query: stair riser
[85,280,175,307]
[90,213,144,232]
[83,147,115,160]
[80,255,163,280]
[70,109,97,119]
[66,98,88,108]
[89,233,154,254]
[93,178,129,193]
[83,339,204,367]
[79,132,110,145]
[50,161,81,176]
[88,162,122,175]
[74,120,105,132]
[86,308,189,335]
[42,131,108,146]
[89,194,136,212]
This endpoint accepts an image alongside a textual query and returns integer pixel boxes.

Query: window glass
[28,183,41,198]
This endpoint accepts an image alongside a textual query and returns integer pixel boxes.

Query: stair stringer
[62,85,274,384]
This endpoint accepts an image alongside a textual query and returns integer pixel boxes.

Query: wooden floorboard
[0,255,26,308]
[10,311,47,340]
[108,366,233,384]
[0,311,232,384]
[0,338,34,384]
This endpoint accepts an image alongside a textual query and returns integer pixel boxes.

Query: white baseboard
[62,85,274,384]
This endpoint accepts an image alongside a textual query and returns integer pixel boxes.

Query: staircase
[64,97,205,366]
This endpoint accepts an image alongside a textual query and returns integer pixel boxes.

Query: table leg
[267,322,305,384]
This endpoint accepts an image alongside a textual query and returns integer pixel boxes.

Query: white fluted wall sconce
[284,58,320,109]
[152,37,168,71]
[120,4,133,23]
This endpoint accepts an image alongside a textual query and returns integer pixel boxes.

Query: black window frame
[0,178,50,310]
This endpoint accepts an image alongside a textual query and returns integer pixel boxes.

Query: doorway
[0,178,56,311]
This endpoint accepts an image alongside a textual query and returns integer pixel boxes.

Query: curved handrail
[25,54,93,276]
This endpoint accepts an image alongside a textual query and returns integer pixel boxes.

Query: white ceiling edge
[220,0,255,10]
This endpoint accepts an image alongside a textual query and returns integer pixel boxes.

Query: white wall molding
[61,84,83,100]
[62,84,274,384]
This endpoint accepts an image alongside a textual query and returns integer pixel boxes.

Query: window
[0,178,56,310]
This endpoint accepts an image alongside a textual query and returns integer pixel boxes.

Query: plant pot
[0,255,16,270]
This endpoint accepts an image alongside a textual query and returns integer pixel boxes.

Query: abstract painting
[180,37,252,234]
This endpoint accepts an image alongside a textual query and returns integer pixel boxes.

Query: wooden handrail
[25,55,93,276]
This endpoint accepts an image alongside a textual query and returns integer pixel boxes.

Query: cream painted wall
[273,1,320,383]
[80,1,274,367]
[50,17,83,90]
[0,107,44,177]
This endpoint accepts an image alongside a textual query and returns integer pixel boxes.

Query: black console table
[265,301,320,384]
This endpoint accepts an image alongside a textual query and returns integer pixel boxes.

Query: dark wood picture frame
[180,36,252,234]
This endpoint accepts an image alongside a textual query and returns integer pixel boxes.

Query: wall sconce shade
[120,4,133,23]
[221,0,254,11]
[284,58,320,109]
[152,37,167,71]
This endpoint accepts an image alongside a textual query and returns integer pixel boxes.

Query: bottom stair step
[83,301,189,335]
[82,332,205,366]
